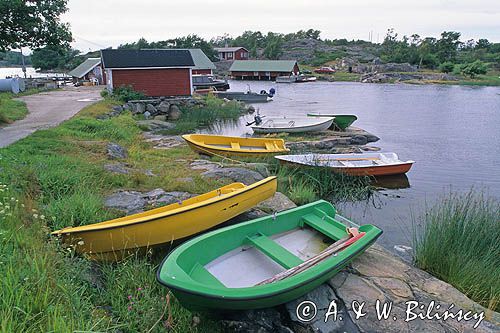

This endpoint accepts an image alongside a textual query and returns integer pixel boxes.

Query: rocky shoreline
[101,128,499,332]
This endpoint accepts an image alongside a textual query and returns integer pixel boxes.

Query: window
[228,52,233,59]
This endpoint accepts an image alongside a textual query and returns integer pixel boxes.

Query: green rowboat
[307,113,358,130]
[157,200,382,311]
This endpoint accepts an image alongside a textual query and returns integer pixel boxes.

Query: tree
[459,60,488,78]
[438,61,455,73]
[263,33,283,59]
[0,0,72,51]
[31,45,79,70]
[436,31,462,63]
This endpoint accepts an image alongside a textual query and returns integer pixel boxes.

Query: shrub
[112,85,146,102]
[100,89,109,98]
[438,61,455,73]
[458,60,489,78]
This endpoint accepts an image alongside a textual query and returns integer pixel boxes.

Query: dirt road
[0,86,102,148]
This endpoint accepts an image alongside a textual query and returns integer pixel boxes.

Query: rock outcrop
[104,189,194,214]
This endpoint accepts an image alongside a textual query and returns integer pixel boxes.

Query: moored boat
[307,113,358,130]
[192,75,230,91]
[157,200,382,311]
[214,91,272,103]
[251,116,334,134]
[52,177,278,261]
[182,134,289,157]
[275,153,414,176]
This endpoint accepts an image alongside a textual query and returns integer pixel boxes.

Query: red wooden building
[214,47,249,61]
[100,49,195,97]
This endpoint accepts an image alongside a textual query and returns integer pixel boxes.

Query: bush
[438,61,455,73]
[100,89,109,98]
[112,85,146,102]
[412,191,500,311]
[458,60,489,78]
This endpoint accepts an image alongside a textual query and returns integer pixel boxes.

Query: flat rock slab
[106,142,128,159]
[104,189,194,214]
[137,119,175,132]
[143,133,184,149]
[201,167,264,184]
[190,159,223,171]
[0,86,102,148]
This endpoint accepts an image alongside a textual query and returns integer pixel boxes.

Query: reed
[412,190,500,312]
[271,161,373,205]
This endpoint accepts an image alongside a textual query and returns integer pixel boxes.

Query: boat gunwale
[275,154,415,169]
[183,134,289,154]
[52,176,277,235]
[156,231,381,302]
[251,117,334,131]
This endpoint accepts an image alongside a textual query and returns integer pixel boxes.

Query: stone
[146,103,157,114]
[349,135,368,145]
[153,115,167,121]
[143,133,183,149]
[123,103,133,111]
[257,192,296,213]
[112,105,123,113]
[201,167,264,184]
[221,308,293,333]
[104,190,146,214]
[143,111,151,119]
[350,245,411,281]
[371,277,414,301]
[104,163,130,174]
[153,191,194,206]
[106,142,128,159]
[133,102,145,114]
[136,120,175,132]
[157,101,171,114]
[247,105,256,114]
[143,188,166,200]
[190,159,222,171]
[168,104,182,120]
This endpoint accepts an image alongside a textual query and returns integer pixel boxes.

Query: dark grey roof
[101,49,194,69]
[68,58,101,78]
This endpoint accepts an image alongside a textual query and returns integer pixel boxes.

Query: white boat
[275,153,414,176]
[251,117,334,134]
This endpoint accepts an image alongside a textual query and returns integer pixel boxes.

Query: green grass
[160,95,243,135]
[412,191,500,312]
[270,160,373,205]
[0,92,29,124]
[0,98,222,332]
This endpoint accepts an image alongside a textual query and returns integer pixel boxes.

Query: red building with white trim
[101,49,195,97]
[214,47,249,61]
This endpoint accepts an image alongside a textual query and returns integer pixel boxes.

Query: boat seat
[190,262,225,287]
[231,142,241,149]
[265,142,277,150]
[301,212,348,241]
[246,234,303,269]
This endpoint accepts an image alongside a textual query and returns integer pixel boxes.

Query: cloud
[62,0,500,51]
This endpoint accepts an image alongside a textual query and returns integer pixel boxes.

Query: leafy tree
[262,33,283,59]
[0,0,72,51]
[458,60,488,78]
[435,31,462,63]
[31,45,79,70]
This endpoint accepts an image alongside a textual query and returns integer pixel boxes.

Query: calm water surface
[0,66,66,79]
[204,80,500,253]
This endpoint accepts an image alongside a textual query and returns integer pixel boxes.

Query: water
[0,66,67,79]
[205,80,500,253]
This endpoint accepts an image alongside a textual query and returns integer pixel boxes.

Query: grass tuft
[0,92,29,124]
[412,190,500,312]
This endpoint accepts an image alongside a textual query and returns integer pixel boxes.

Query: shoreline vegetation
[412,191,500,312]
[0,92,498,331]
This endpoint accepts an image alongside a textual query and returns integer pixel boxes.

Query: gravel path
[0,86,102,148]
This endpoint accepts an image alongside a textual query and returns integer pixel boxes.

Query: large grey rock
[152,191,194,207]
[146,103,157,114]
[221,308,293,333]
[137,120,175,132]
[201,167,264,184]
[104,191,146,214]
[106,142,128,159]
[257,192,296,213]
[190,159,222,171]
[168,104,182,120]
[133,102,145,114]
[157,101,170,114]
[349,135,368,145]
[143,133,184,149]
[104,162,130,174]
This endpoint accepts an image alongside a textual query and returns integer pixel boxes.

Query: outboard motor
[268,87,276,97]
[254,114,263,125]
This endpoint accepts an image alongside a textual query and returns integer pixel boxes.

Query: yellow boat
[182,134,289,157]
[52,177,277,261]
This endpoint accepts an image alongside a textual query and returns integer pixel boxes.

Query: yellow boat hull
[183,134,289,157]
[52,177,277,261]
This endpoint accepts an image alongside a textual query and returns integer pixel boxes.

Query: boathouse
[185,49,216,75]
[68,58,105,85]
[214,47,249,61]
[101,49,195,97]
[229,60,300,80]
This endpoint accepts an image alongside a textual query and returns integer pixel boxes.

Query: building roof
[230,60,298,72]
[101,49,194,69]
[68,58,101,78]
[177,49,215,70]
[214,46,248,52]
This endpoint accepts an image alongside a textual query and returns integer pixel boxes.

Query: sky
[63,0,500,52]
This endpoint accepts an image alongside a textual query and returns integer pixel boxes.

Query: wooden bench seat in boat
[231,142,241,149]
[246,234,303,269]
